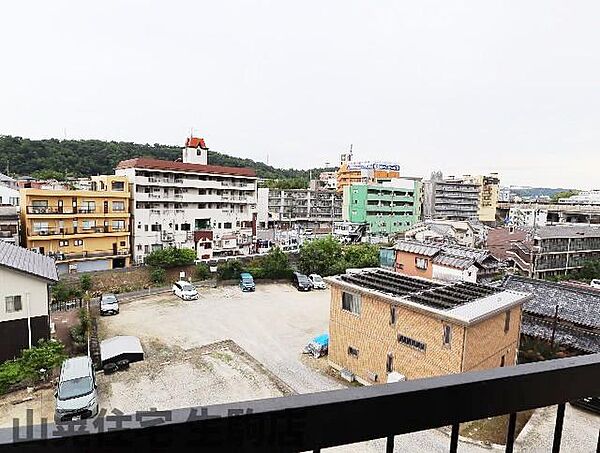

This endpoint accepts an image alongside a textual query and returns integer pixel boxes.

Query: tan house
[327,268,530,385]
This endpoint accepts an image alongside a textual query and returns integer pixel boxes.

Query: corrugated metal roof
[393,240,440,257]
[0,242,58,282]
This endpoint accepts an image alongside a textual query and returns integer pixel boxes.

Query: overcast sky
[1,2,599,188]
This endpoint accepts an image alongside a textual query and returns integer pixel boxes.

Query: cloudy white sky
[1,1,599,188]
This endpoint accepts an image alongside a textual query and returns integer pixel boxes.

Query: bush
[0,340,66,394]
[70,309,92,351]
[217,260,246,280]
[260,247,293,279]
[145,247,196,268]
[298,237,380,276]
[194,263,212,281]
[79,274,93,293]
[150,267,167,285]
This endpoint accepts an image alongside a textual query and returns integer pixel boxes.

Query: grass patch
[459,411,534,445]
[210,351,233,364]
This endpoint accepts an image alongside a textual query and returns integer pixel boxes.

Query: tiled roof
[185,137,208,149]
[432,254,475,270]
[521,314,600,353]
[0,242,58,282]
[116,157,256,178]
[501,275,600,329]
[393,240,440,257]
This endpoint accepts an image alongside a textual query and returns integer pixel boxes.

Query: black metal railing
[1,354,598,452]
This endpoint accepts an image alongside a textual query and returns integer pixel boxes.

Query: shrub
[79,274,93,293]
[145,247,196,268]
[217,260,246,280]
[260,247,293,279]
[150,267,167,285]
[0,360,27,394]
[194,263,212,281]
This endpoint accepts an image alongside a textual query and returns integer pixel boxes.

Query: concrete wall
[432,264,478,283]
[395,251,433,279]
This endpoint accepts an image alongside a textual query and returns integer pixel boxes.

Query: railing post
[386,435,394,453]
[505,412,517,453]
[449,423,459,453]
[552,403,566,453]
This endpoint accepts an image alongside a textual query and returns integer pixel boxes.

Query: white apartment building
[116,137,258,263]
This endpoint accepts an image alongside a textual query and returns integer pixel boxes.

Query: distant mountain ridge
[0,135,333,180]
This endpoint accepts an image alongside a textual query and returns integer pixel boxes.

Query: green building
[342,179,422,238]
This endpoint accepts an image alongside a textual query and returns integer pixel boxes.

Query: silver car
[55,356,98,423]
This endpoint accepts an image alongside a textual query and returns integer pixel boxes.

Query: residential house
[0,241,58,362]
[0,206,20,245]
[403,219,487,248]
[386,240,501,283]
[327,268,530,384]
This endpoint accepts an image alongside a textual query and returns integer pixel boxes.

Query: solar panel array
[339,269,501,311]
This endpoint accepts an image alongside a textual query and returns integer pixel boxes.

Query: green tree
[18,340,66,382]
[572,259,600,281]
[217,260,246,280]
[298,236,344,276]
[149,267,166,284]
[79,274,93,293]
[343,243,380,269]
[550,190,579,202]
[260,247,293,279]
[145,247,196,268]
[194,263,212,280]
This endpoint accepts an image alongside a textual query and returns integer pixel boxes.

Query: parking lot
[1,282,597,452]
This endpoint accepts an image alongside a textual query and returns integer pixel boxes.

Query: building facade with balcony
[0,206,20,245]
[258,187,342,232]
[116,137,257,263]
[326,268,530,385]
[20,175,132,274]
[336,161,401,193]
[341,178,422,239]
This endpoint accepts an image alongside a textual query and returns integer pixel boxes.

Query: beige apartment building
[327,268,530,384]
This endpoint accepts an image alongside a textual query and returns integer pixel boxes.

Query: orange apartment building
[20,175,132,274]
[336,161,400,193]
[327,268,531,385]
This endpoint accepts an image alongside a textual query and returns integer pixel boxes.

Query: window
[504,311,511,333]
[223,222,232,229]
[120,241,126,247]
[415,257,428,270]
[112,220,125,231]
[111,181,125,191]
[500,355,506,367]
[82,219,96,230]
[144,225,149,232]
[386,353,394,373]
[81,201,96,213]
[347,346,359,358]
[397,333,426,352]
[389,306,396,325]
[74,240,84,246]
[181,223,191,231]
[144,245,150,254]
[5,295,22,313]
[112,201,125,212]
[59,240,69,247]
[443,324,452,347]
[341,292,361,315]
[33,222,49,233]
[136,244,142,251]
[151,224,161,232]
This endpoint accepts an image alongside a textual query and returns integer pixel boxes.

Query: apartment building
[116,137,257,263]
[20,175,131,274]
[257,187,342,231]
[336,161,400,193]
[386,240,501,283]
[423,174,500,223]
[341,179,422,238]
[327,268,530,384]
[0,206,20,245]
[0,241,58,362]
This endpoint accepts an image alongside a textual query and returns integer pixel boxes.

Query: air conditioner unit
[340,369,355,383]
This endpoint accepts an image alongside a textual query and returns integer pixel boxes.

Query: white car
[309,274,327,289]
[100,293,119,316]
[172,281,199,300]
[591,279,600,289]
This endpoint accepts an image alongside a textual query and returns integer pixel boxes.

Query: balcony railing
[48,249,130,261]
[1,354,597,452]
[26,206,127,215]
[29,226,128,237]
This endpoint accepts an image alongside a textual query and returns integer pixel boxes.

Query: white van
[172,280,199,300]
[54,356,98,423]
[591,279,600,289]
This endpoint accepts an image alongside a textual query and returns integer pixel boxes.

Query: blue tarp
[313,333,329,347]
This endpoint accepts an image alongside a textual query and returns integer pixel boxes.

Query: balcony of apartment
[2,354,597,452]
[25,206,129,217]
[47,248,131,263]
[27,226,130,239]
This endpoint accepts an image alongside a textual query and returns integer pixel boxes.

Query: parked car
[172,281,199,300]
[99,293,119,316]
[308,274,326,289]
[590,279,600,289]
[303,333,329,358]
[293,272,312,291]
[571,396,600,414]
[54,356,98,423]
[239,272,256,292]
